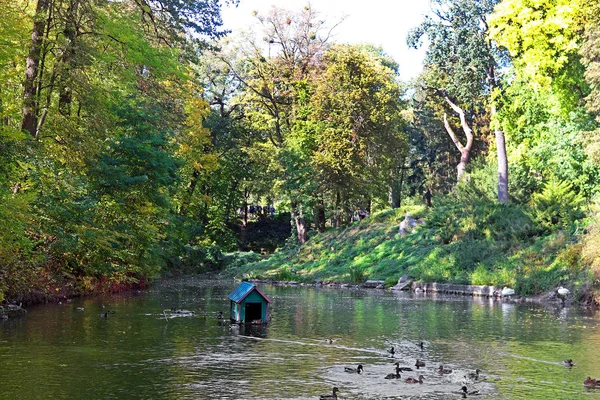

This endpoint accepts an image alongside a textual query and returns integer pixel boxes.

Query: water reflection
[0,278,599,399]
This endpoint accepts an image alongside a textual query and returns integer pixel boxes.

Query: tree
[490,0,599,201]
[308,44,408,222]
[223,5,340,243]
[408,0,509,202]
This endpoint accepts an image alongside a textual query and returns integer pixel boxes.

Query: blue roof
[227,282,271,304]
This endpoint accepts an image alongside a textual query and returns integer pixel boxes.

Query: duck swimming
[344,364,363,374]
[461,386,480,395]
[563,359,575,367]
[415,360,426,368]
[385,363,401,379]
[405,375,425,384]
[385,371,401,379]
[387,346,395,356]
[319,387,341,399]
[584,377,600,388]
[465,369,481,380]
[438,365,452,374]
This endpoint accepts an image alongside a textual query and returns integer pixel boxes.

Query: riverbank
[2,272,148,306]
[219,203,600,306]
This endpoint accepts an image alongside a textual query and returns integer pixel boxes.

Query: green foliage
[222,194,586,296]
[307,44,408,214]
[490,0,586,90]
[408,0,503,108]
[348,265,367,283]
[222,251,263,270]
[180,245,224,273]
[531,179,586,230]
[581,8,600,118]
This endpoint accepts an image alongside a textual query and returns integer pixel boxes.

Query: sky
[220,0,430,80]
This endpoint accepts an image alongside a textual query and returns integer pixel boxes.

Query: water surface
[1,278,600,399]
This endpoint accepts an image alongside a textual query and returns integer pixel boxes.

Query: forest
[1,0,600,303]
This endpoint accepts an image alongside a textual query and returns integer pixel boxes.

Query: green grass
[220,199,593,297]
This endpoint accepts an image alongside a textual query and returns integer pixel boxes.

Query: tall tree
[408,0,509,202]
[308,44,407,222]
[223,5,340,243]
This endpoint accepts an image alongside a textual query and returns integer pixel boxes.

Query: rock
[392,276,414,291]
[398,213,423,236]
[412,282,498,297]
[363,280,385,288]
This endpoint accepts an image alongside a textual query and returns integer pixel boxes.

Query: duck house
[227,282,271,324]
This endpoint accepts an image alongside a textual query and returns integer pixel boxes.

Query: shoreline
[237,277,593,308]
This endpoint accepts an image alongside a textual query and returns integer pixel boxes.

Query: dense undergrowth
[220,196,600,300]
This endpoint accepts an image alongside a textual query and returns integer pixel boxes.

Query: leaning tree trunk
[22,0,51,138]
[442,96,474,181]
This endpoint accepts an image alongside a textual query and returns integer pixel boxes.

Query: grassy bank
[220,198,600,301]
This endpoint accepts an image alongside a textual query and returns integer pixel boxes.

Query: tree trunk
[314,201,326,232]
[58,0,80,116]
[390,161,406,209]
[291,201,307,244]
[224,180,238,224]
[22,0,51,138]
[442,97,474,182]
[179,168,199,216]
[492,107,509,203]
[423,188,432,207]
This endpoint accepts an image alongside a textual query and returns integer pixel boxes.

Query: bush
[531,178,585,230]
[349,265,366,283]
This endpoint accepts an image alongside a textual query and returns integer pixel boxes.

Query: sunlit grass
[221,200,592,296]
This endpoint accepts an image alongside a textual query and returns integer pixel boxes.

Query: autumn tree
[308,45,408,223]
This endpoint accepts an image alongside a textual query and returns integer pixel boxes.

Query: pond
[1,278,600,399]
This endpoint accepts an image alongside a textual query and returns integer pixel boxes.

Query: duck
[461,386,480,395]
[557,286,570,296]
[562,359,575,367]
[405,375,425,384]
[465,369,481,381]
[385,371,401,379]
[319,387,341,400]
[415,359,426,368]
[418,341,425,350]
[438,365,453,374]
[501,287,515,296]
[387,346,395,356]
[584,377,600,387]
[385,363,402,379]
[344,364,363,374]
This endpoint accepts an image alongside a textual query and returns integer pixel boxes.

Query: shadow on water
[1,277,600,399]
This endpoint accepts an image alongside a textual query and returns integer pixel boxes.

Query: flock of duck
[318,342,598,399]
[318,343,485,399]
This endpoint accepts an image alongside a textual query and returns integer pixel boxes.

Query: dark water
[1,278,600,399]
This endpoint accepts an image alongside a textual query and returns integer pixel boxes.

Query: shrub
[349,265,366,283]
[531,178,585,230]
